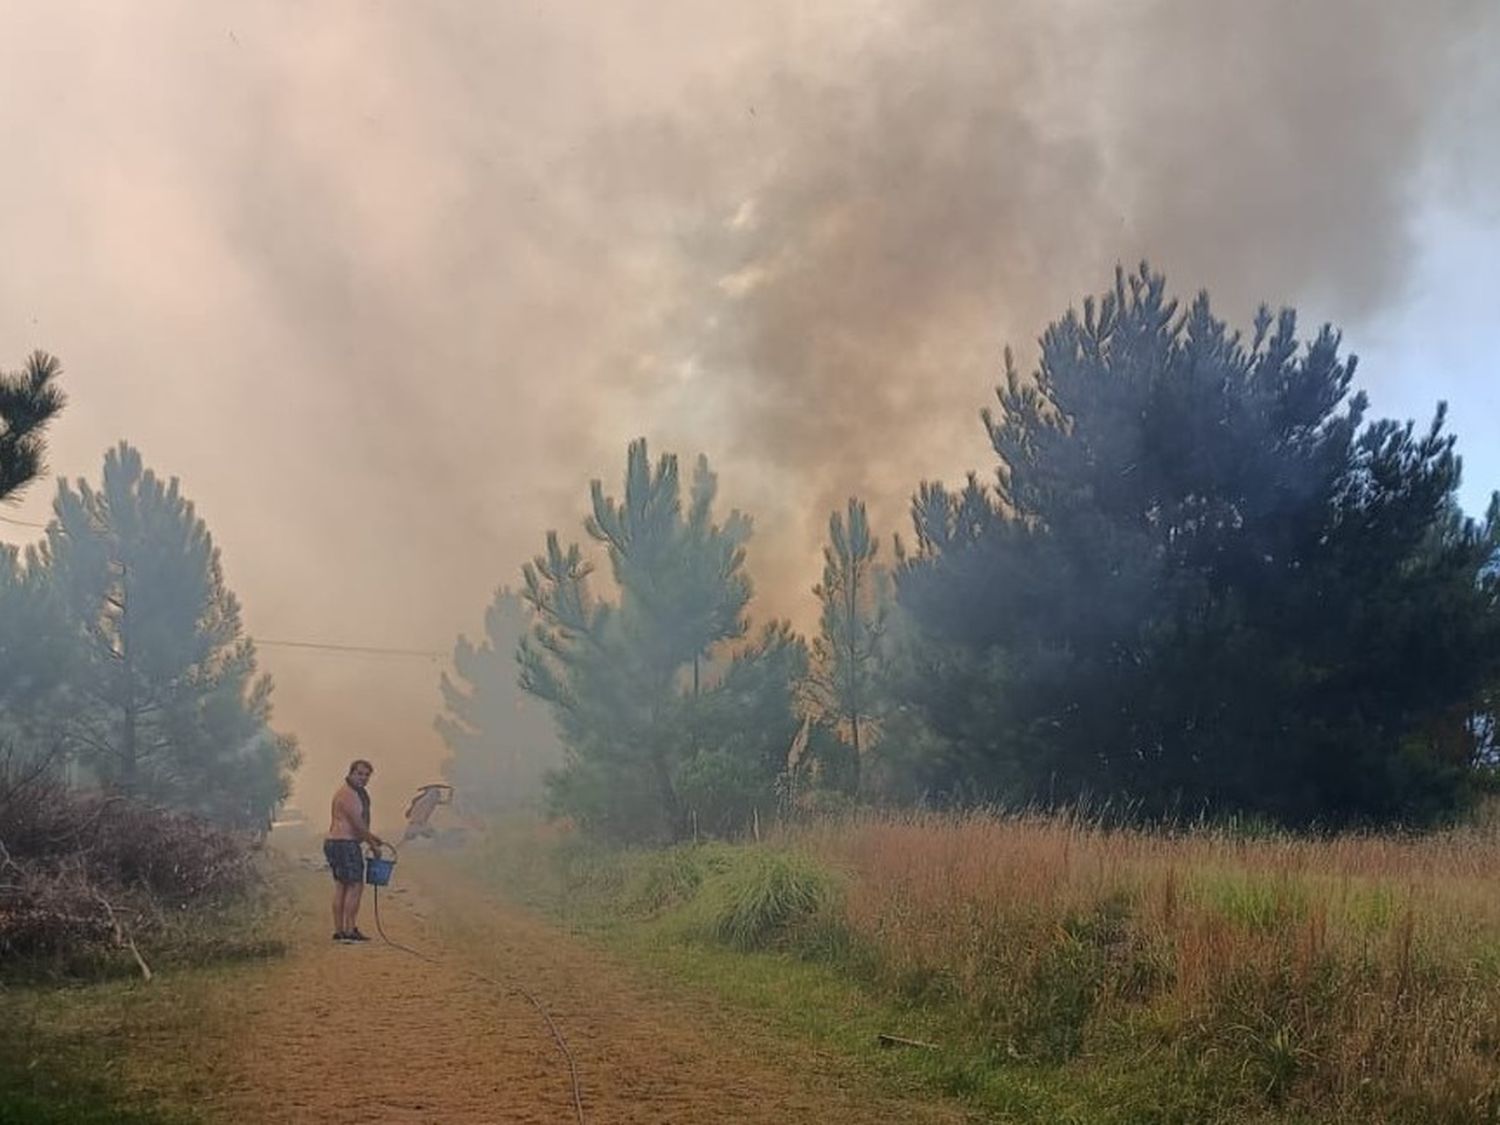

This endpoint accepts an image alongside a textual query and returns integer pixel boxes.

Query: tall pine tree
[896,265,1500,825]
[806,498,889,794]
[520,439,753,842]
[35,442,298,825]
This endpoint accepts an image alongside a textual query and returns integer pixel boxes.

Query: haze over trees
[435,587,563,812]
[490,266,1500,841]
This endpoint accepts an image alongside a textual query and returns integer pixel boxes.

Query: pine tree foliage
[677,621,809,835]
[0,350,65,502]
[32,442,297,825]
[807,497,890,792]
[518,439,761,842]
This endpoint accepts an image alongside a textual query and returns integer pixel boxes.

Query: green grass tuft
[696,847,837,951]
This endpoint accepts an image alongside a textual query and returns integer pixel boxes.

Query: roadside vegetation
[473,810,1500,1124]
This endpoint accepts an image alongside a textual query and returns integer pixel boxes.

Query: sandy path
[213,850,966,1124]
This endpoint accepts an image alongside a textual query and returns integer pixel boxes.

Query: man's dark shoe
[333,931,353,942]
[346,928,371,942]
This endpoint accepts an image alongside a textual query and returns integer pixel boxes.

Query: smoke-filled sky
[2,0,1497,812]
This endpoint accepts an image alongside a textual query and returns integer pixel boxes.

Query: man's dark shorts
[323,839,364,886]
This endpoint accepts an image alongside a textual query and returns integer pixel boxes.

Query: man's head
[346,759,374,789]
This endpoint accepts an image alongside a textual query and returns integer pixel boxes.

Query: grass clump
[697,847,836,951]
[622,845,709,916]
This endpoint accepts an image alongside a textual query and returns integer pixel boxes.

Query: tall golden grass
[787,810,1500,1118]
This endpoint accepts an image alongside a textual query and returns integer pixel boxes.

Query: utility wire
[253,638,443,660]
[0,544,445,660]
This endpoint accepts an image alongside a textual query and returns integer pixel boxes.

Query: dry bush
[0,748,260,969]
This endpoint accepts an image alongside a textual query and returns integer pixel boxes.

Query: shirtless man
[324,758,384,943]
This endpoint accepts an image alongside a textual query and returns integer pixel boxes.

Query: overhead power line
[0,519,448,660]
[253,637,443,660]
[0,529,443,658]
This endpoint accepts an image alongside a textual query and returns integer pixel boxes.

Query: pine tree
[520,439,753,842]
[806,498,889,794]
[0,351,65,502]
[436,587,563,811]
[35,442,297,825]
[896,265,1500,825]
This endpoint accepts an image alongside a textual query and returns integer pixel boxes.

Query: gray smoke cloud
[0,0,1495,806]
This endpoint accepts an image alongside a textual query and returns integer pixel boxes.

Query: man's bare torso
[327,783,365,841]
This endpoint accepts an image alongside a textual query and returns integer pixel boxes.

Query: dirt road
[209,850,964,1124]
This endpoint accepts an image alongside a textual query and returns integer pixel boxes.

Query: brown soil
[210,850,966,1125]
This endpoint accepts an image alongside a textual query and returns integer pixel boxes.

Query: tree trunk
[120,658,137,791]
[850,711,861,796]
[118,559,138,792]
[846,565,861,796]
[651,747,681,841]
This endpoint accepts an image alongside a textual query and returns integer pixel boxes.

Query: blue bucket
[365,846,397,886]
